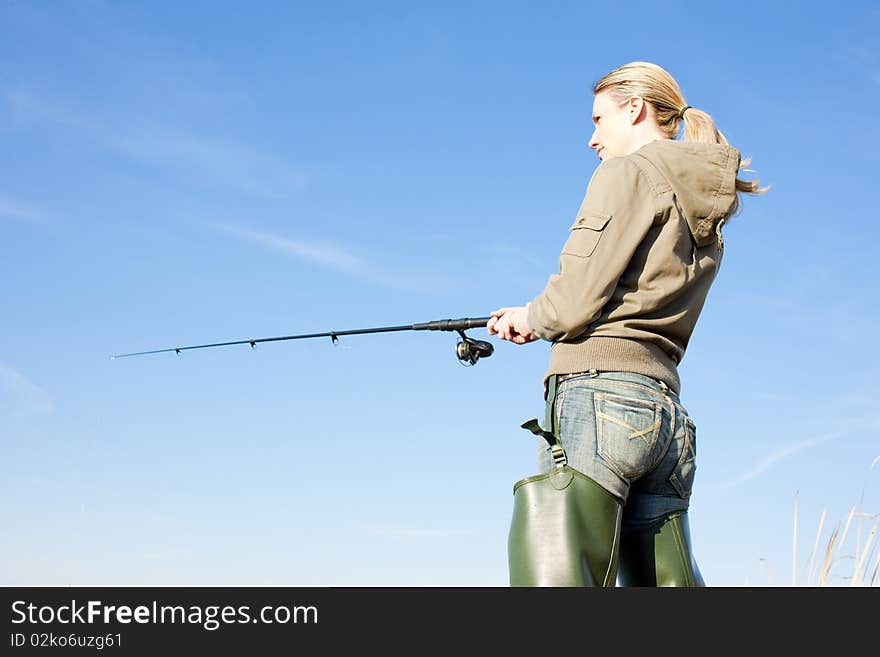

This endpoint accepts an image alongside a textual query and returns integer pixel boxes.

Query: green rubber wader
[508,461,624,586]
[507,375,624,587]
[618,511,706,587]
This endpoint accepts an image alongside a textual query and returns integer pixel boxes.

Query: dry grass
[780,455,880,587]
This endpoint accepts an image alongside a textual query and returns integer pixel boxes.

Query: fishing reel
[455,329,494,366]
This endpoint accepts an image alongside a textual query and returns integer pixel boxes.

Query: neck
[627,128,669,154]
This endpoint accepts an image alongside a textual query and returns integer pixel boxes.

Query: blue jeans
[537,370,697,531]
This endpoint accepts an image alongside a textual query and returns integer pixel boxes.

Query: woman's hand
[486,305,538,344]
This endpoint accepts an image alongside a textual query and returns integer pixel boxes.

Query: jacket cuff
[526,297,554,342]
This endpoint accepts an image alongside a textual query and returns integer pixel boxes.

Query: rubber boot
[617,511,705,586]
[508,465,623,586]
[508,418,624,586]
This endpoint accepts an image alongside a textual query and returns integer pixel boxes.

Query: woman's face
[588,90,637,162]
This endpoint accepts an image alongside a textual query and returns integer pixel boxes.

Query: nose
[588,127,600,152]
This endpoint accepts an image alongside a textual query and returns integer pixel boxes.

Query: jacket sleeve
[527,156,658,342]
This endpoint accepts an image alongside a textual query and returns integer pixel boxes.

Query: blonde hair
[594,61,769,225]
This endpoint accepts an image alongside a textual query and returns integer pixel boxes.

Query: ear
[627,97,647,125]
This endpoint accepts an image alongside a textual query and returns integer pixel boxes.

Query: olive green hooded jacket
[526,139,742,395]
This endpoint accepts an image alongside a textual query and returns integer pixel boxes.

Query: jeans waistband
[556,369,680,400]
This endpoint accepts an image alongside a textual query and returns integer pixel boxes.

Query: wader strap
[521,419,567,468]
[545,374,558,435]
[522,374,567,468]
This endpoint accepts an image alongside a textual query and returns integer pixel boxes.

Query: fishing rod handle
[411,317,491,332]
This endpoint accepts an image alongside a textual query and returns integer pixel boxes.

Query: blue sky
[2,1,879,586]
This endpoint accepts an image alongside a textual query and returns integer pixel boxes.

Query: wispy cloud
[709,409,880,492]
[2,90,309,196]
[116,128,310,196]
[210,222,452,293]
[0,363,55,416]
[709,374,880,492]
[0,196,50,225]
[712,431,842,491]
[213,224,364,272]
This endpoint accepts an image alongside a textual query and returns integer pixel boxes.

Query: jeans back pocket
[669,416,697,499]
[594,392,663,480]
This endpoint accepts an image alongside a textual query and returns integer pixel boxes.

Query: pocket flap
[571,211,612,231]
[562,211,612,258]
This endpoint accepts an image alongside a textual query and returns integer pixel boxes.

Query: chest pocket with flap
[561,211,612,258]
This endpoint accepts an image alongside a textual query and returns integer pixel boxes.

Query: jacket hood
[634,140,741,248]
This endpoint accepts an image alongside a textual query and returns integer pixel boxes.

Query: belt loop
[657,378,674,409]
[656,378,676,435]
[587,369,598,378]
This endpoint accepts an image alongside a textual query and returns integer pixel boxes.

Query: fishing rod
[111,316,494,365]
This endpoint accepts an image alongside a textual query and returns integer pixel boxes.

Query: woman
[488,62,767,586]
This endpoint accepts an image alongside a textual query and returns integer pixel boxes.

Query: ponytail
[594,62,770,221]
[678,105,769,200]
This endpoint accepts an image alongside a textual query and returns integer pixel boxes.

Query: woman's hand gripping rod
[110,316,494,366]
